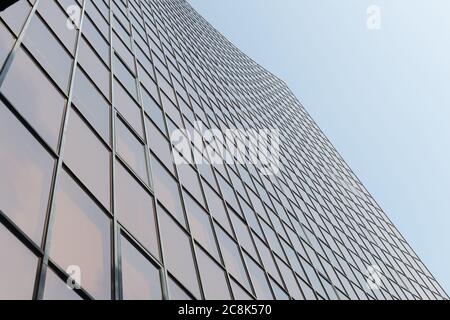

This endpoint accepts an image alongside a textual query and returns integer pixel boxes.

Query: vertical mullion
[34,0,87,300]
[109,0,122,301]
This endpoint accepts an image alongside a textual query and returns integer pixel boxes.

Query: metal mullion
[121,0,171,300]
[108,0,122,301]
[34,0,87,300]
[155,3,254,300]
[136,0,209,300]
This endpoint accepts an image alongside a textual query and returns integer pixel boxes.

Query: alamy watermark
[66,5,81,30]
[170,121,280,176]
[66,265,81,290]
[366,265,382,290]
[366,5,381,30]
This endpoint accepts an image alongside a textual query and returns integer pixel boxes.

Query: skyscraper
[0,0,446,300]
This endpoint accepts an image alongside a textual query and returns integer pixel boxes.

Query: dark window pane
[116,161,159,258]
[116,117,148,183]
[151,156,185,226]
[1,48,65,150]
[43,268,82,300]
[0,222,38,299]
[196,245,231,300]
[121,235,162,300]
[72,67,110,144]
[23,14,73,91]
[64,109,110,210]
[0,100,54,244]
[50,170,111,299]
[158,206,200,298]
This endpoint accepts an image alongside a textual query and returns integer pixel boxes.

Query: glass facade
[0,0,447,300]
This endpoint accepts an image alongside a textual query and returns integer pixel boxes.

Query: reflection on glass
[0,222,38,299]
[0,100,54,244]
[116,161,159,258]
[121,235,162,300]
[50,170,111,299]
[1,48,65,150]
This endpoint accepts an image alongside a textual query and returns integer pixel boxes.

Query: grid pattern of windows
[0,0,447,300]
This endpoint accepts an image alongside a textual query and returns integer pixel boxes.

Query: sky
[188,0,450,294]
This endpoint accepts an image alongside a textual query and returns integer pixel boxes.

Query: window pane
[229,212,258,261]
[195,245,231,300]
[143,92,166,134]
[121,235,162,300]
[23,14,73,91]
[151,156,185,226]
[116,161,159,258]
[168,276,192,300]
[0,0,31,36]
[0,25,14,66]
[78,37,110,98]
[204,183,232,234]
[116,117,148,183]
[231,278,253,300]
[158,206,200,298]
[183,191,219,261]
[1,48,65,150]
[72,67,110,144]
[146,117,174,173]
[177,163,204,207]
[0,100,54,244]
[43,268,82,300]
[64,109,111,210]
[82,15,109,64]
[114,79,143,138]
[114,54,137,99]
[244,254,273,300]
[0,222,38,300]
[50,170,111,299]
[216,227,251,291]
[37,0,77,53]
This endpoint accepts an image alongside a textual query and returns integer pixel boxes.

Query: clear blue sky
[188,0,450,294]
